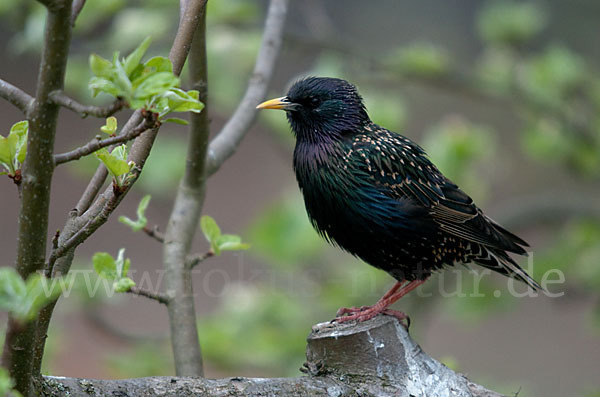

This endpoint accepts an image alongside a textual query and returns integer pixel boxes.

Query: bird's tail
[474,247,542,291]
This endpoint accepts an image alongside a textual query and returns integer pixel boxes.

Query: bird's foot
[333,305,410,328]
[335,306,370,316]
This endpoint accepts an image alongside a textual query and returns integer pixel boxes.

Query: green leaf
[216,234,250,252]
[111,144,128,162]
[163,117,189,125]
[21,274,64,322]
[0,268,26,313]
[0,136,14,172]
[11,120,28,165]
[93,252,118,280]
[119,194,151,232]
[144,56,173,73]
[200,215,221,253]
[133,72,180,99]
[89,77,122,98]
[113,277,136,293]
[0,120,28,173]
[101,116,118,135]
[115,248,131,278]
[113,57,133,95]
[89,53,114,78]
[0,269,64,323]
[94,146,130,178]
[124,36,152,77]
[119,215,141,231]
[10,120,28,136]
[136,194,151,222]
[163,89,204,113]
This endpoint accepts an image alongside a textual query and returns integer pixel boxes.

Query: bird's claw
[335,306,369,317]
[332,306,411,329]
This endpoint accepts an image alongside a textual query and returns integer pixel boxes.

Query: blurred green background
[0,1,599,396]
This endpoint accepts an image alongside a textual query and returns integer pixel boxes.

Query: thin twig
[205,0,289,176]
[127,286,170,305]
[143,225,165,243]
[49,90,125,118]
[187,251,214,268]
[70,0,86,26]
[54,118,151,165]
[0,79,34,115]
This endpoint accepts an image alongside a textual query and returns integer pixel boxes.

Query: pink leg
[333,279,428,326]
[336,280,406,316]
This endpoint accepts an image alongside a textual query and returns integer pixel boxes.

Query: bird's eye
[309,96,320,107]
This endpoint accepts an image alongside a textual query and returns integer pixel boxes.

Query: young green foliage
[200,215,250,255]
[101,116,118,135]
[477,1,546,46]
[0,121,28,177]
[93,144,134,186]
[88,37,203,123]
[119,194,151,232]
[385,43,450,79]
[92,248,136,293]
[0,268,64,324]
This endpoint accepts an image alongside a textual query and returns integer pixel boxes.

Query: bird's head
[257,77,370,143]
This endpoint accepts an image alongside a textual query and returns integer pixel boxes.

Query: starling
[257,77,540,324]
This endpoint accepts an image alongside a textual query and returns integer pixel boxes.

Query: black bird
[257,77,540,324]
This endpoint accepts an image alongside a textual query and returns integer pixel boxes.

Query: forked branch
[205,0,289,176]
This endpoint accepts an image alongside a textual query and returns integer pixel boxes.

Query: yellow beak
[256,96,292,110]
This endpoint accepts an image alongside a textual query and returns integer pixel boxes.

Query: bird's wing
[350,128,528,255]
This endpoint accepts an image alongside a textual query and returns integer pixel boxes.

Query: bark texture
[40,316,502,397]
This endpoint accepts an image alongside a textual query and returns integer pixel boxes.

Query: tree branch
[39,317,502,397]
[0,79,34,115]
[36,0,66,12]
[126,286,170,305]
[187,250,214,268]
[75,166,108,215]
[2,2,74,395]
[163,0,209,377]
[205,0,289,176]
[168,0,208,76]
[142,225,165,243]
[31,0,211,382]
[49,90,124,118]
[53,118,150,165]
[48,193,121,271]
[70,0,86,26]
